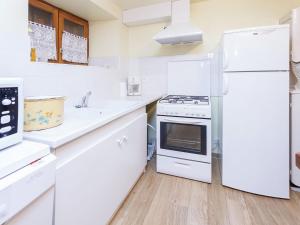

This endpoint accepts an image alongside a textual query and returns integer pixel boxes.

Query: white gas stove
[156,95,212,183]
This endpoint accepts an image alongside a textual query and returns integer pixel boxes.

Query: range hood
[153,0,203,45]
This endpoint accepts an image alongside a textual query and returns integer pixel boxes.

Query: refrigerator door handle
[223,74,229,95]
[223,50,229,70]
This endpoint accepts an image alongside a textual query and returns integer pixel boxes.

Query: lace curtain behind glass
[28,21,57,62]
[62,31,88,64]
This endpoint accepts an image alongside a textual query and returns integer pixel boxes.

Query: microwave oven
[0,78,23,150]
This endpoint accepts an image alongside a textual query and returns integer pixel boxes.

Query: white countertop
[24,95,163,149]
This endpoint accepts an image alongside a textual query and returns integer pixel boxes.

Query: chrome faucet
[76,91,92,108]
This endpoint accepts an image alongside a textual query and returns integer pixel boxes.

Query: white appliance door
[167,59,211,96]
[157,116,211,163]
[223,26,289,72]
[222,71,290,198]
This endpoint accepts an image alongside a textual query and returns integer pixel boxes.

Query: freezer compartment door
[223,26,289,72]
[222,71,290,198]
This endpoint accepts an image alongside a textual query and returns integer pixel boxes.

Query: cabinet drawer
[157,155,211,183]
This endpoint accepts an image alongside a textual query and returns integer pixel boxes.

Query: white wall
[0,0,121,107]
[128,0,300,57]
[89,19,129,81]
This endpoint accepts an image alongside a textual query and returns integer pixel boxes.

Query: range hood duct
[153,0,203,45]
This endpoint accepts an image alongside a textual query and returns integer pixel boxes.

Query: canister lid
[25,96,65,102]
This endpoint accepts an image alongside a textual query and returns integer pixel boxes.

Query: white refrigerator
[221,25,290,198]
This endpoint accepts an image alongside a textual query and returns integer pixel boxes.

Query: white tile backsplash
[129,54,221,153]
[131,54,217,97]
[1,62,121,108]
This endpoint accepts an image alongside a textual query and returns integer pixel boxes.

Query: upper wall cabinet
[29,0,89,65]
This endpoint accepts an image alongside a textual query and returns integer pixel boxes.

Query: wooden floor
[110,157,300,225]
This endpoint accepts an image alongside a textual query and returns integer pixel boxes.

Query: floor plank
[110,157,300,225]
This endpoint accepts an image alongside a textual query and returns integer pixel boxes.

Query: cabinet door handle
[117,136,128,146]
[117,139,123,146]
[122,136,128,143]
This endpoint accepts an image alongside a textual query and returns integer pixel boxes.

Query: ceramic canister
[24,96,65,131]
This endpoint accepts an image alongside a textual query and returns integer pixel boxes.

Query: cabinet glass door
[29,5,53,27]
[64,19,85,37]
[58,11,89,64]
[28,0,59,62]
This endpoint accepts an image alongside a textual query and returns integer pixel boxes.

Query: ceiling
[112,0,168,10]
[112,0,201,10]
[46,0,117,20]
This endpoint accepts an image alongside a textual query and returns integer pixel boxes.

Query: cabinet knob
[117,136,128,146]
[122,136,128,143]
[117,139,123,146]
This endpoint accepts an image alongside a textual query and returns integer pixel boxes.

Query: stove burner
[159,95,209,105]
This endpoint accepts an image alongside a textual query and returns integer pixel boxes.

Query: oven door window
[160,122,207,155]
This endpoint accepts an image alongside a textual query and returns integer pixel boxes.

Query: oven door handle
[162,119,204,125]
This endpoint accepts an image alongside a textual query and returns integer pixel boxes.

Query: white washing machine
[291,90,300,189]
[0,141,56,225]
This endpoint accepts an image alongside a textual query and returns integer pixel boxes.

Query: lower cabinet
[55,113,147,225]
[6,188,54,225]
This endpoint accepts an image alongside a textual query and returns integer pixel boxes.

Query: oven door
[157,116,211,163]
